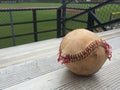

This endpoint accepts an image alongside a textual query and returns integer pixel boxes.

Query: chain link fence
[0,7,58,48]
[64,0,120,32]
[0,0,120,48]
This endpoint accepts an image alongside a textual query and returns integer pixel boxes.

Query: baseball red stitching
[57,39,112,64]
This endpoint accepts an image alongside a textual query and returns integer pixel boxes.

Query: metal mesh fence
[0,8,58,48]
[0,10,33,48]
[64,0,120,31]
[0,11,10,25]
[0,0,120,48]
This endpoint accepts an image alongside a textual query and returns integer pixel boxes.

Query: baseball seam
[58,39,112,64]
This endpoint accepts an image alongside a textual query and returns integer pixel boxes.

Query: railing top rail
[0,7,59,11]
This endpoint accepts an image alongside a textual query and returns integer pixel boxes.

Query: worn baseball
[57,29,112,76]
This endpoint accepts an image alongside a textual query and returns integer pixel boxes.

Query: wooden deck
[0,29,120,90]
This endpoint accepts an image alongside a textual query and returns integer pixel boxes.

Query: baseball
[57,29,112,76]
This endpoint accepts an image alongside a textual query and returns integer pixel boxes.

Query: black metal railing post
[61,0,66,36]
[57,8,62,38]
[32,9,38,42]
[9,10,16,46]
[89,10,107,31]
[87,10,95,31]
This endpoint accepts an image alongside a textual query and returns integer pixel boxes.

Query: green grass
[0,3,59,48]
[0,3,120,49]
[0,3,61,7]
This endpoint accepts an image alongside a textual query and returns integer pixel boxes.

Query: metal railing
[0,7,60,47]
[60,0,120,33]
[0,0,120,48]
